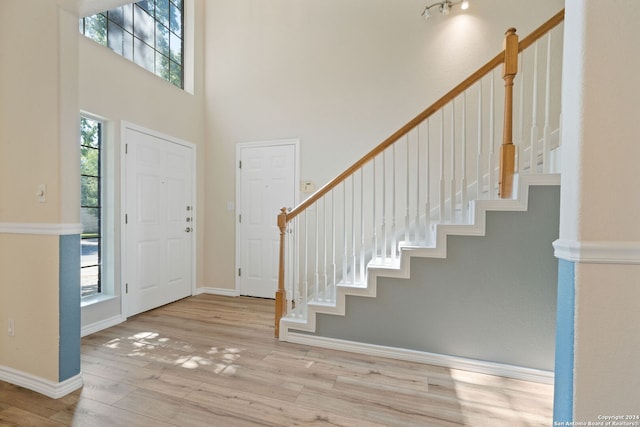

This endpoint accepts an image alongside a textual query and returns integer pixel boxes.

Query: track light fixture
[421,0,469,20]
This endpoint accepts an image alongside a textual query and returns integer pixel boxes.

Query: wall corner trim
[553,239,640,264]
[0,222,83,235]
[0,365,83,399]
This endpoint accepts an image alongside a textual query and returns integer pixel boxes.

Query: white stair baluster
[405,134,411,243]
[342,183,347,284]
[351,175,356,284]
[450,100,456,222]
[314,201,319,300]
[476,80,483,199]
[360,169,365,283]
[439,110,445,221]
[461,92,468,223]
[331,190,336,300]
[391,144,397,260]
[530,42,540,173]
[321,197,327,300]
[303,210,309,311]
[517,51,526,175]
[424,119,431,242]
[488,70,496,199]
[372,157,377,261]
[542,32,552,173]
[415,125,421,243]
[382,151,387,263]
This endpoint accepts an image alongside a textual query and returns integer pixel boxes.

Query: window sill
[81,293,117,308]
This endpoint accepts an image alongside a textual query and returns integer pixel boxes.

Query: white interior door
[124,126,194,317]
[238,142,296,298]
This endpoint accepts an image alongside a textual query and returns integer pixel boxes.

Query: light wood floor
[0,294,554,426]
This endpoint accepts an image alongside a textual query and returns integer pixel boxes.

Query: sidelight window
[80,117,103,297]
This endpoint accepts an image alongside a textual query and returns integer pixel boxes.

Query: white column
[554,0,640,422]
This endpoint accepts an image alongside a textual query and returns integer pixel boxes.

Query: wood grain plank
[0,294,553,426]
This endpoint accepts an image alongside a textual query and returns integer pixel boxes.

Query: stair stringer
[279,173,561,341]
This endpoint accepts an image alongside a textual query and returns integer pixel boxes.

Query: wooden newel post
[274,207,288,338]
[499,28,518,199]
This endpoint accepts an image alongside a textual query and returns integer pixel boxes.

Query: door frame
[120,121,197,318]
[235,139,300,296]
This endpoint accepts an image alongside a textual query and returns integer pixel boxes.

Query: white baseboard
[0,365,83,399]
[286,332,554,384]
[194,287,240,297]
[81,315,125,337]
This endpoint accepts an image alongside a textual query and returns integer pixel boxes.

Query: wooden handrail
[275,9,565,337]
[518,9,565,53]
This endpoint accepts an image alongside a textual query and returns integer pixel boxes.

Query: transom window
[80,117,103,298]
[79,0,184,88]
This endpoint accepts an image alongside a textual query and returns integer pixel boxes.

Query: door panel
[239,143,296,298]
[125,127,193,317]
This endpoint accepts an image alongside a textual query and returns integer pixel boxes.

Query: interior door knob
[185,227,192,233]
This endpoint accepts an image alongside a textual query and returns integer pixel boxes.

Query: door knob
[185,227,192,233]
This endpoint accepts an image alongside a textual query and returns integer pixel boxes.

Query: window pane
[80,117,100,148]
[155,53,170,80]
[81,266,100,297]
[85,13,107,45]
[136,0,154,15]
[109,6,124,28]
[123,3,134,33]
[81,176,100,208]
[155,22,169,57]
[81,208,100,236]
[170,60,182,88]
[156,0,170,27]
[134,37,155,73]
[81,146,99,176]
[134,5,154,46]
[107,21,124,56]
[169,3,182,35]
[122,30,134,61]
[170,0,183,10]
[81,238,100,267]
[169,31,182,63]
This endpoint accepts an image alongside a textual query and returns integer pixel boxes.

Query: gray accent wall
[59,234,81,381]
[308,186,560,372]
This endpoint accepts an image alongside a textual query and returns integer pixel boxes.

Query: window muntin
[79,0,184,88]
[80,117,103,298]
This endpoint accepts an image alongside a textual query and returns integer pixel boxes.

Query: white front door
[238,142,297,298]
[124,126,194,317]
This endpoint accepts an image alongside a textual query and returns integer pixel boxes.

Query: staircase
[275,11,565,379]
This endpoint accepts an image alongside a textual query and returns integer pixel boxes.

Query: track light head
[421,0,469,20]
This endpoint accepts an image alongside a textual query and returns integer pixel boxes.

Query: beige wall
[202,0,565,291]
[0,1,64,224]
[573,264,640,417]
[0,234,60,381]
[0,0,80,380]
